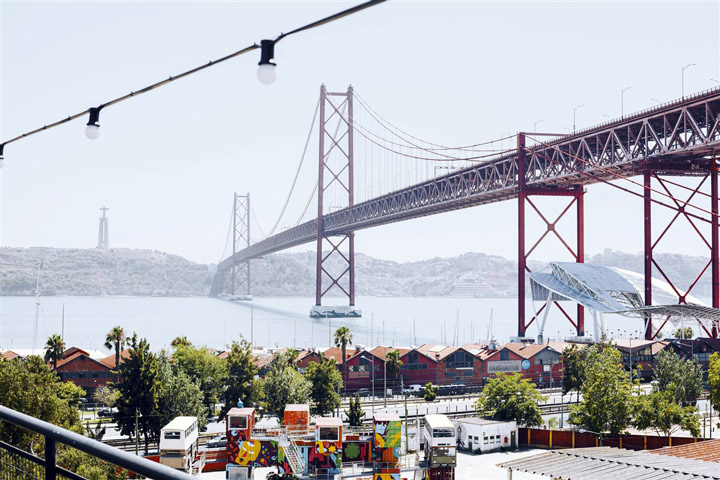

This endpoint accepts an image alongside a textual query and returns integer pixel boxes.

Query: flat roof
[227,407,254,416]
[316,417,343,426]
[373,413,401,422]
[424,415,454,429]
[285,404,310,412]
[454,417,516,427]
[162,416,197,430]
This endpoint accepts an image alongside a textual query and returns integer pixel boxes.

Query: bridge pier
[312,85,361,318]
[231,193,251,299]
[642,161,719,339]
[517,132,585,340]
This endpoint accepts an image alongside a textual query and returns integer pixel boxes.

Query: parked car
[402,384,422,394]
[206,435,227,448]
[356,388,370,397]
[98,407,117,418]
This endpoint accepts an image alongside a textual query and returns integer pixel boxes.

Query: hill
[0,247,713,298]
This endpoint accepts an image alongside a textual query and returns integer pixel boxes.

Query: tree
[219,338,260,420]
[263,353,311,419]
[652,349,703,406]
[172,343,225,413]
[562,344,590,403]
[334,327,353,394]
[632,390,700,437]
[423,383,437,402]
[474,373,545,427]
[104,326,126,378]
[0,356,81,448]
[93,386,120,407]
[170,336,190,348]
[673,327,694,339]
[304,359,343,416]
[569,345,634,436]
[115,334,161,454]
[386,349,403,385]
[708,352,720,421]
[157,352,207,431]
[345,393,366,427]
[44,333,66,370]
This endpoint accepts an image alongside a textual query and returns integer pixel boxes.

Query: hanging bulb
[86,107,101,140]
[0,144,4,169]
[257,40,277,85]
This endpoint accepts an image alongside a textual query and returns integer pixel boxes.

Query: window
[433,429,454,438]
[495,435,501,442]
[500,351,509,361]
[164,431,181,440]
[445,351,473,369]
[230,416,247,429]
[483,433,488,444]
[319,427,339,441]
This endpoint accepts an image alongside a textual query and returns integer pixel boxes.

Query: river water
[0,295,692,354]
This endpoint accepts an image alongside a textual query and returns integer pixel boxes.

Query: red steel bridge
[212,85,720,340]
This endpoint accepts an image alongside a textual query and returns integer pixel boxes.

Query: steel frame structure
[518,133,585,337]
[315,85,355,307]
[216,87,720,336]
[643,163,719,339]
[231,192,251,296]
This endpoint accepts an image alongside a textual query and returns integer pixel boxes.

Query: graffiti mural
[227,440,292,473]
[309,440,341,470]
[373,474,401,480]
[373,420,401,463]
[342,441,372,463]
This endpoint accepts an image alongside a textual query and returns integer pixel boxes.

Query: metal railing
[0,405,195,480]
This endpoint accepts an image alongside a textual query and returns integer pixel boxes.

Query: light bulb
[0,158,4,170]
[85,124,100,140]
[257,64,277,85]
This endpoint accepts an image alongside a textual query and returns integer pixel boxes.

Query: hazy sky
[2,1,719,266]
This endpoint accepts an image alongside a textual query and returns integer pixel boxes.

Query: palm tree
[44,334,65,371]
[386,349,403,381]
[104,326,126,377]
[171,336,190,348]
[334,327,353,394]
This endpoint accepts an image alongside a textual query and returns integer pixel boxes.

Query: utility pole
[134,408,140,456]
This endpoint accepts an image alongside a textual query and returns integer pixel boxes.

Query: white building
[453,418,518,453]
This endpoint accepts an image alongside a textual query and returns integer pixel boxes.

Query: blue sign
[521,359,531,370]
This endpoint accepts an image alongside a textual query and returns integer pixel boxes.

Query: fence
[0,405,195,480]
[519,428,703,451]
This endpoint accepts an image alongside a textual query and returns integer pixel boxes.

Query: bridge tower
[311,85,360,318]
[231,192,251,298]
[642,159,719,339]
[517,132,585,341]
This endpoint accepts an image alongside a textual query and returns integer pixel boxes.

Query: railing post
[45,436,56,480]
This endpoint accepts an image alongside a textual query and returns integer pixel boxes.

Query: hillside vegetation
[0,247,713,298]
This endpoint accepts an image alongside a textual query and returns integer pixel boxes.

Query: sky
[2,1,719,266]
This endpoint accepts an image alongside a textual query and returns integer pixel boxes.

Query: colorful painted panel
[373,473,401,480]
[309,440,341,470]
[373,420,401,464]
[342,441,371,463]
[226,439,291,473]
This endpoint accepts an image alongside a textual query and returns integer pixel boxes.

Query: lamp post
[621,87,631,117]
[573,104,585,133]
[361,354,375,417]
[533,119,545,133]
[682,63,696,98]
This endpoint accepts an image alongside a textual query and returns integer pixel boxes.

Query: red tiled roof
[368,346,411,361]
[99,349,130,368]
[503,343,552,359]
[650,438,720,463]
[55,351,86,369]
[323,347,352,363]
[1,350,21,360]
[216,351,229,360]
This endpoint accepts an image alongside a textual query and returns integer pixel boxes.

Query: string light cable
[0,0,387,161]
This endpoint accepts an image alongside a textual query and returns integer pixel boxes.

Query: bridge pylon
[311,85,361,318]
[642,160,719,339]
[517,132,585,341]
[230,192,251,298]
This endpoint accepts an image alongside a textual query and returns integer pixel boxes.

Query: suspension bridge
[211,84,720,341]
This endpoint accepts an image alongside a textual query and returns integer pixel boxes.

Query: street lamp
[361,354,375,417]
[682,63,696,98]
[621,87,631,117]
[257,40,277,85]
[650,98,661,105]
[573,104,585,133]
[533,119,545,133]
[711,78,720,86]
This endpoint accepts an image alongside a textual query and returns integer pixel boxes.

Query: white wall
[454,420,518,453]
